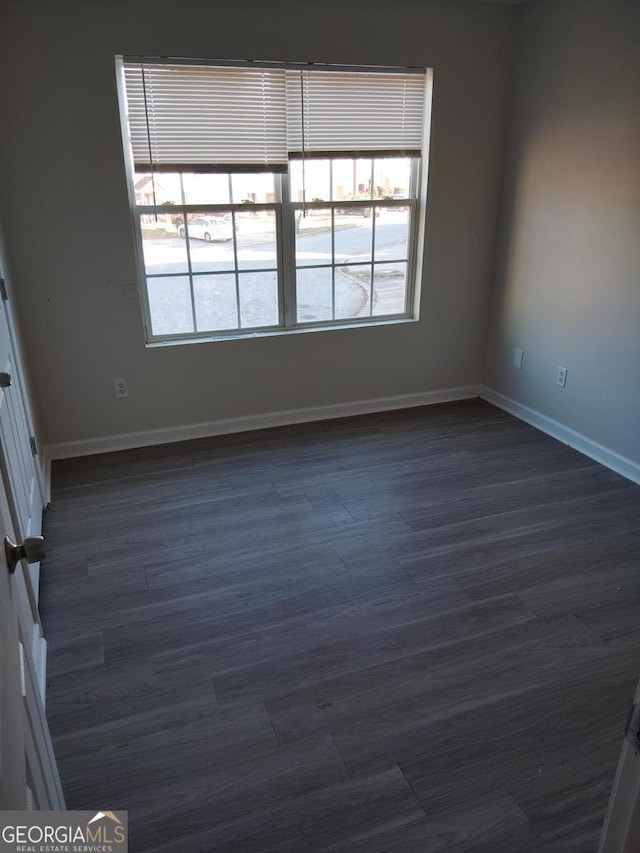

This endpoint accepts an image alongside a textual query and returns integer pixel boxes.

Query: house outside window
[116,58,432,343]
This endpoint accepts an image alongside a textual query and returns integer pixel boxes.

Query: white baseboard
[44,385,482,464]
[481,386,640,486]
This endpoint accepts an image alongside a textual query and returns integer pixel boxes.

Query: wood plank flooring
[40,399,640,852]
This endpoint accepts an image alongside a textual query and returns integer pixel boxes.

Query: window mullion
[230,170,240,330]
[406,158,421,313]
[279,172,297,326]
[178,174,199,333]
[231,205,241,327]
[369,216,376,315]
[330,160,335,320]
[233,275,241,328]
[369,160,375,316]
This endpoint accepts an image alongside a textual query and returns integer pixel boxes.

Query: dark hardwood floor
[40,399,640,851]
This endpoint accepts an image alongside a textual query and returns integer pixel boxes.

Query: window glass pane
[296,267,333,323]
[140,214,188,275]
[295,210,332,267]
[239,271,279,328]
[185,212,235,273]
[375,209,410,262]
[148,276,193,336]
[373,158,412,199]
[372,262,407,316]
[236,210,277,271]
[290,160,330,203]
[135,162,415,337]
[193,273,238,331]
[335,265,371,320]
[231,174,276,204]
[332,158,373,201]
[334,211,373,263]
[135,172,182,205]
[182,174,230,204]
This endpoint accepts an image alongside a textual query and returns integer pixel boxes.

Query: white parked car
[179,216,233,242]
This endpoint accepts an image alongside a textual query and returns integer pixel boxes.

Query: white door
[599,679,640,852]
[0,274,48,699]
[0,284,45,587]
[0,474,64,809]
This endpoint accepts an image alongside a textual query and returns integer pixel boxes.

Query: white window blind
[121,60,427,171]
[285,69,426,158]
[122,63,288,172]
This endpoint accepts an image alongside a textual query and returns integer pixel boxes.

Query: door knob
[4,535,45,574]
[0,372,11,388]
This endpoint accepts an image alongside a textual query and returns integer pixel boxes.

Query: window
[117,58,431,342]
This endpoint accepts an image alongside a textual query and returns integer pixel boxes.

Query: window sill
[145,315,419,348]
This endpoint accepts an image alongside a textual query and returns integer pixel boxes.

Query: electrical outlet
[114,377,129,399]
[513,347,524,369]
[556,366,568,388]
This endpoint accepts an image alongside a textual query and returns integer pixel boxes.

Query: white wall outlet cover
[513,347,524,369]
[114,378,129,398]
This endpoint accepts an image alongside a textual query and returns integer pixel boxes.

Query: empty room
[0,0,639,850]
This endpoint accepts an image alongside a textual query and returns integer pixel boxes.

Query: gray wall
[0,0,513,446]
[485,0,640,464]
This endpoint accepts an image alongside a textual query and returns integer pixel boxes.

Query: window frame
[115,58,430,345]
